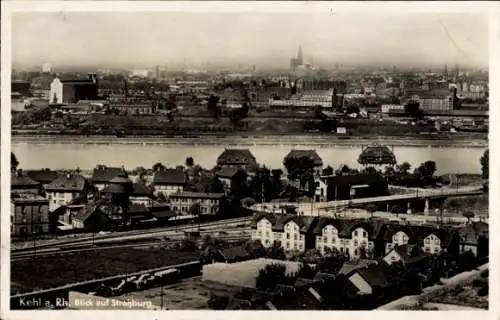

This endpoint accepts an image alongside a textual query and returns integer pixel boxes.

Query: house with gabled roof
[45,172,89,211]
[271,214,317,252]
[458,221,489,258]
[11,170,41,195]
[25,169,60,187]
[284,149,323,177]
[216,148,258,172]
[91,165,128,191]
[251,212,278,248]
[312,217,379,258]
[71,203,111,232]
[382,244,429,267]
[152,168,187,198]
[130,181,154,206]
[347,264,391,296]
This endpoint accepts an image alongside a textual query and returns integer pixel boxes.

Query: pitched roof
[25,170,60,184]
[252,212,278,228]
[45,173,87,192]
[152,168,186,185]
[11,172,41,188]
[311,217,379,239]
[272,214,316,233]
[91,166,127,184]
[170,191,225,200]
[215,167,241,179]
[132,181,153,196]
[358,145,397,165]
[216,148,256,166]
[73,204,99,222]
[284,149,323,166]
[355,265,390,288]
[338,260,376,276]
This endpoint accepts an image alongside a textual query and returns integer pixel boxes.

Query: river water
[12,137,487,175]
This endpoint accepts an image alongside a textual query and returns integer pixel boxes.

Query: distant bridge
[318,186,483,210]
[252,186,484,216]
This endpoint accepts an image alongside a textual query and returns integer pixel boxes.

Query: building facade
[11,195,50,236]
[170,192,224,216]
[50,74,99,104]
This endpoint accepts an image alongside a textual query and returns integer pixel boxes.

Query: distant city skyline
[12,12,489,70]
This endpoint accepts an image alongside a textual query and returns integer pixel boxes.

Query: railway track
[11,231,251,261]
[12,216,252,252]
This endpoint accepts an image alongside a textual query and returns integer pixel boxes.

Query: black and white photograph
[2,1,494,314]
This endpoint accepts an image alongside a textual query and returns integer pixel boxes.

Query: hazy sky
[12,12,489,69]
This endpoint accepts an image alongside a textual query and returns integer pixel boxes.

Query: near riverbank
[11,134,488,148]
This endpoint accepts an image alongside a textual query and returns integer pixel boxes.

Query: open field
[11,247,199,295]
[118,278,242,310]
[442,194,488,213]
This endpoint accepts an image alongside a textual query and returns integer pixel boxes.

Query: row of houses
[10,145,398,236]
[251,213,489,260]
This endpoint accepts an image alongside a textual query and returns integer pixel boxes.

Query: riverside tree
[480,149,488,179]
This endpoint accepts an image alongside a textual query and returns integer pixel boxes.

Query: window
[340,248,344,252]
[265,231,269,237]
[300,235,304,241]
[286,242,290,249]
[294,234,298,240]
[354,249,359,255]
[387,244,393,250]
[354,240,358,247]
[425,238,430,244]
[435,239,440,245]
[332,237,336,244]
[323,236,327,243]
[434,248,440,253]
[286,233,290,239]
[265,240,270,245]
[257,231,261,236]
[354,231,358,237]
[299,244,303,250]
[363,231,367,237]
[294,243,297,250]
[391,256,396,261]
[425,247,431,252]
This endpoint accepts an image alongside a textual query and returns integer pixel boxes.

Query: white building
[45,173,88,212]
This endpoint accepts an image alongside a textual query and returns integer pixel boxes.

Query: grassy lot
[11,247,199,295]
[442,194,488,213]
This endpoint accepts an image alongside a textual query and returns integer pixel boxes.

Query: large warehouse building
[50,73,99,104]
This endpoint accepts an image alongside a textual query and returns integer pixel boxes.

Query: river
[11,136,487,175]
